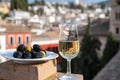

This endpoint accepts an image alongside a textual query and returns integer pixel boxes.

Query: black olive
[33,44,41,52]
[31,50,37,58]
[22,52,32,59]
[17,44,26,52]
[36,51,43,58]
[13,51,23,58]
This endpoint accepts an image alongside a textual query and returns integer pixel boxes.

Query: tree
[88,5,95,10]
[101,33,118,67]
[10,0,16,10]
[10,0,28,11]
[69,2,75,9]
[100,4,105,9]
[0,12,9,19]
[41,0,45,5]
[77,17,101,80]
[34,0,45,5]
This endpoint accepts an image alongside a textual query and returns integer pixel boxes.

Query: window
[26,36,30,44]
[115,13,118,20]
[9,36,14,46]
[18,36,22,45]
[117,0,120,5]
[116,42,120,49]
[116,27,119,34]
[115,13,120,20]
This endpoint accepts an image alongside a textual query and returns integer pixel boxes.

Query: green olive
[41,51,46,57]
[25,46,32,52]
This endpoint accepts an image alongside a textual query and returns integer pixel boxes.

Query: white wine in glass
[59,40,79,60]
[58,23,80,80]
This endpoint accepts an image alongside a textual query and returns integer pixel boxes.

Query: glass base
[59,74,78,80]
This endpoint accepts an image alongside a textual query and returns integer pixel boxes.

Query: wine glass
[58,22,80,80]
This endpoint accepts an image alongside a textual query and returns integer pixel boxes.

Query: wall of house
[110,0,120,37]
[0,35,6,50]
[97,36,107,58]
[6,33,31,49]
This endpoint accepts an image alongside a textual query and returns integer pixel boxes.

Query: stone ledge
[93,51,120,80]
[0,59,57,80]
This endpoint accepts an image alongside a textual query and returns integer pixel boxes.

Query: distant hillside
[97,0,110,6]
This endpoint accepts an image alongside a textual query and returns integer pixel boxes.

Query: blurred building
[5,11,30,25]
[93,0,120,79]
[0,24,31,50]
[110,0,120,43]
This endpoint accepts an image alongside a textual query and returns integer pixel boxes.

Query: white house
[44,5,56,16]
[28,15,44,29]
[9,11,30,19]
[6,11,30,25]
[0,25,6,50]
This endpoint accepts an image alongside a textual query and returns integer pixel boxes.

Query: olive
[36,51,43,58]
[25,46,32,52]
[33,44,41,52]
[22,52,32,59]
[17,44,26,52]
[41,50,46,57]
[31,50,37,58]
[13,51,23,58]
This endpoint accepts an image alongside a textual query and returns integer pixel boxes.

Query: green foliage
[69,2,83,9]
[88,5,95,10]
[60,58,67,72]
[77,17,101,80]
[101,33,118,67]
[60,55,77,73]
[10,0,28,11]
[100,4,105,9]
[32,0,45,6]
[0,12,9,19]
[41,0,45,5]
[69,2,75,9]
[10,0,16,10]
[55,3,59,11]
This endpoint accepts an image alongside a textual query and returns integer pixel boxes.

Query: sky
[83,0,108,3]
[29,0,108,3]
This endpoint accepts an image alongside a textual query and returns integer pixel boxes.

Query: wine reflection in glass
[58,23,80,80]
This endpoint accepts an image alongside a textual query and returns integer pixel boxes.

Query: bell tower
[110,0,120,39]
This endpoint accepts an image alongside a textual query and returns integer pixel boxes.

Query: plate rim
[0,49,59,63]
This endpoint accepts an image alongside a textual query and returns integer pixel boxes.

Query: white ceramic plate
[0,49,59,64]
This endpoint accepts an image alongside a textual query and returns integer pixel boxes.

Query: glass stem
[67,59,71,75]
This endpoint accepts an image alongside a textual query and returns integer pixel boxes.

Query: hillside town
[1,0,120,80]
[0,0,110,64]
[0,0,110,51]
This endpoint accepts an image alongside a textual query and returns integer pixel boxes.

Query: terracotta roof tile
[32,29,60,41]
[79,19,109,36]
[3,24,31,33]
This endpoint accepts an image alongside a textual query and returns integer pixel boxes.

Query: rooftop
[79,18,109,36]
[32,29,60,41]
[2,24,31,33]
